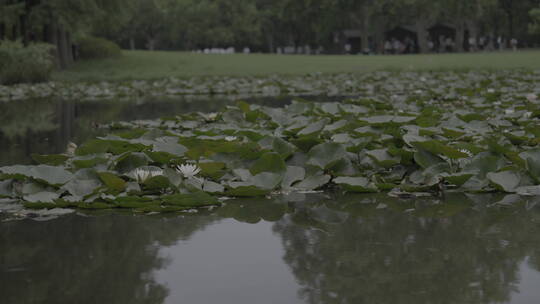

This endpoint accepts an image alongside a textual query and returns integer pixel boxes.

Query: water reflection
[2,193,540,303]
[0,96,295,166]
[0,212,218,304]
[270,193,540,304]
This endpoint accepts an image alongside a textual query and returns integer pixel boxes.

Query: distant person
[511,38,518,51]
[384,40,392,54]
[445,37,454,52]
[427,38,434,53]
[438,35,445,53]
[468,36,477,52]
[404,36,413,53]
[479,36,486,50]
[392,39,401,54]
[344,43,351,54]
[485,35,495,51]
[497,36,505,51]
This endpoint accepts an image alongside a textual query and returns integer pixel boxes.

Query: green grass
[53,50,540,82]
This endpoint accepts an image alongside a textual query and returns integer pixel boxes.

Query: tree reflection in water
[1,193,540,304]
[0,212,218,304]
[269,193,540,304]
[0,96,294,166]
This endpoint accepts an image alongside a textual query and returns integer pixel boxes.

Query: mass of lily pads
[1,70,537,102]
[1,70,540,215]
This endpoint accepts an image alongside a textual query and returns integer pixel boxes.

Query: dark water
[0,95,300,166]
[2,193,540,304]
[2,97,540,303]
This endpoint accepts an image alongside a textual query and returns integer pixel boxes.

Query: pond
[2,192,540,304]
[0,95,304,166]
[2,86,540,303]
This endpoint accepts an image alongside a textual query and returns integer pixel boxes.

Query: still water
[2,193,540,304]
[2,97,540,303]
[0,95,297,166]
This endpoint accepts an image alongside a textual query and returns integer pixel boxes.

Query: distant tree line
[1,0,540,65]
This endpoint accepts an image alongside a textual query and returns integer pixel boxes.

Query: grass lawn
[53,49,540,82]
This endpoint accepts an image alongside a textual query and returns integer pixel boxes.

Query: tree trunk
[360,7,370,53]
[66,31,74,63]
[265,32,274,53]
[415,20,430,53]
[454,21,465,53]
[0,23,5,40]
[42,24,48,42]
[466,20,478,42]
[129,37,136,50]
[147,37,156,51]
[57,26,70,69]
[46,21,60,68]
[372,16,386,54]
[20,15,28,45]
[507,12,514,38]
[11,24,18,40]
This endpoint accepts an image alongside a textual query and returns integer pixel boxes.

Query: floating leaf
[487,171,521,193]
[250,152,286,175]
[97,172,126,192]
[294,174,331,191]
[411,140,469,159]
[281,166,306,189]
[23,191,60,203]
[162,192,220,207]
[31,154,69,166]
[307,143,348,169]
[0,165,73,186]
[334,177,378,193]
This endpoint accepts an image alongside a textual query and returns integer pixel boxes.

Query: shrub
[0,40,55,85]
[77,36,122,60]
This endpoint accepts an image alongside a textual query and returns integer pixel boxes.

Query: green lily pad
[487,171,521,193]
[250,152,286,175]
[411,140,469,159]
[519,149,540,182]
[366,149,401,168]
[294,174,331,191]
[334,177,378,193]
[281,166,306,189]
[0,165,74,186]
[31,154,69,166]
[97,172,126,192]
[307,143,348,169]
[226,183,271,197]
[162,192,220,207]
[23,191,60,203]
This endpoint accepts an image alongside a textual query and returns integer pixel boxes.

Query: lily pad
[334,177,378,193]
[487,171,521,193]
[307,143,348,169]
[0,165,74,186]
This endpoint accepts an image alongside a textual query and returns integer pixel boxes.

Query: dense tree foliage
[1,0,539,64]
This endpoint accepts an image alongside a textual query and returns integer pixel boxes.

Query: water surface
[2,193,540,304]
[0,95,300,165]
[2,96,540,303]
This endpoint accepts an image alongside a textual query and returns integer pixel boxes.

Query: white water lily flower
[206,113,218,121]
[225,136,237,142]
[176,164,201,179]
[133,168,163,183]
[527,94,538,102]
[505,109,515,115]
[458,149,473,157]
[487,88,495,93]
[524,112,533,119]
[65,142,78,156]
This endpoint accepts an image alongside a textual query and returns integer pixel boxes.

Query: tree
[530,7,540,34]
